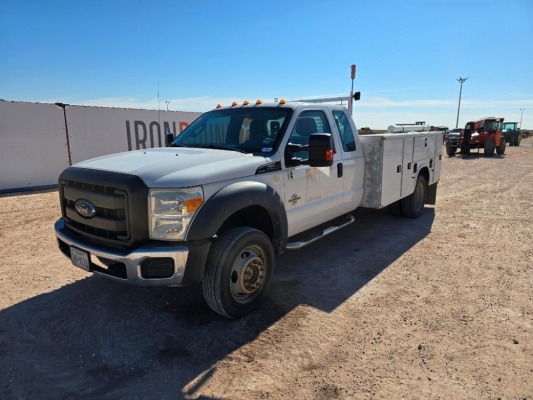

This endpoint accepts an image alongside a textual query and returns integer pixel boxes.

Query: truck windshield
[171,107,293,155]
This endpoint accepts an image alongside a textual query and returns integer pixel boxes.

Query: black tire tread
[202,227,273,318]
[401,175,427,218]
[484,137,495,156]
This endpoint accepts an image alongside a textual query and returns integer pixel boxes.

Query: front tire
[203,227,274,318]
[514,134,521,146]
[484,137,495,156]
[446,141,456,157]
[401,175,427,218]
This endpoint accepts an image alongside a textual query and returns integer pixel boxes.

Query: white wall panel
[0,101,70,191]
[65,106,201,163]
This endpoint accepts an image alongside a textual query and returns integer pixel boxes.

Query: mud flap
[425,183,438,205]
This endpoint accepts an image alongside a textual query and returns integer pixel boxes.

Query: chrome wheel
[203,227,274,318]
[230,245,267,304]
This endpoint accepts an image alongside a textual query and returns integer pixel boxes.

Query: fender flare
[186,181,288,254]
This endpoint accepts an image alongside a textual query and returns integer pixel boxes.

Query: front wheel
[514,134,521,146]
[401,175,427,218]
[446,141,456,157]
[203,227,274,318]
[484,137,495,156]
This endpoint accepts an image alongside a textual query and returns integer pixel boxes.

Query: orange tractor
[446,117,506,156]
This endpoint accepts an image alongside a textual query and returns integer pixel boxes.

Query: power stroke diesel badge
[75,199,97,219]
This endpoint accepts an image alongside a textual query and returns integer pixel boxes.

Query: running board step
[286,214,355,250]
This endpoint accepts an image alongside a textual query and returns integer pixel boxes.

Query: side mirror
[308,133,334,167]
[165,133,174,147]
[285,143,304,166]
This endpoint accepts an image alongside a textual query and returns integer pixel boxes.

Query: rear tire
[496,138,506,155]
[401,175,427,218]
[515,134,521,146]
[484,137,495,156]
[202,227,274,318]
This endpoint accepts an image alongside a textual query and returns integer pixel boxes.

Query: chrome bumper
[54,219,189,286]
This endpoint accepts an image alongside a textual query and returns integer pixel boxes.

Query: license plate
[70,247,91,272]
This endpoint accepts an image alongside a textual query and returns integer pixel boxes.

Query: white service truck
[55,100,442,318]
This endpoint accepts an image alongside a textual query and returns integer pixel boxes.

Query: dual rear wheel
[388,175,427,219]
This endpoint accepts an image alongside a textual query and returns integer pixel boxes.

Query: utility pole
[519,108,525,128]
[455,77,468,128]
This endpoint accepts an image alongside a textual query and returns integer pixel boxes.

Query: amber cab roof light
[216,98,286,109]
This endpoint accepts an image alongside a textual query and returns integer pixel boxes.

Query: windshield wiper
[169,143,188,148]
[205,144,246,154]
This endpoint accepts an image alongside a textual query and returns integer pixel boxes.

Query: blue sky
[1,0,532,129]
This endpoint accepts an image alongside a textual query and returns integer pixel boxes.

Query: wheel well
[218,206,274,241]
[418,167,434,205]
[419,167,429,186]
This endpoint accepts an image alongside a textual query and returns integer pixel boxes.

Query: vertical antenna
[349,65,356,115]
[157,82,161,125]
[455,77,468,128]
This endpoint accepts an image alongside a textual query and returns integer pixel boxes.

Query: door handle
[337,163,343,178]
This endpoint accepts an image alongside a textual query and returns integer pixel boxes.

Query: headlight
[149,188,203,240]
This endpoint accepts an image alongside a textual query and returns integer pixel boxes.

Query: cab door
[283,109,344,237]
[331,108,365,211]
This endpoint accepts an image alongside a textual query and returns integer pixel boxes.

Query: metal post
[349,64,356,115]
[519,108,525,128]
[455,77,468,129]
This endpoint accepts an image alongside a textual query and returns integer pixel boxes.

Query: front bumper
[447,136,462,147]
[55,219,204,286]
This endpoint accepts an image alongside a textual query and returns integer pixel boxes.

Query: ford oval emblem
[75,199,96,219]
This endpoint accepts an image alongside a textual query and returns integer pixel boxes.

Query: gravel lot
[1,138,532,399]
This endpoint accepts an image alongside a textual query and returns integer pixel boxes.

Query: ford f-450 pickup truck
[55,100,442,318]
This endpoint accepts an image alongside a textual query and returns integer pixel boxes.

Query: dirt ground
[1,139,532,400]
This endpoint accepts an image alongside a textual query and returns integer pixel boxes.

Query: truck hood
[72,148,269,187]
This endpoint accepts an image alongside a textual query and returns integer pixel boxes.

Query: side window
[286,110,331,162]
[333,110,356,152]
[485,120,498,133]
[289,110,331,146]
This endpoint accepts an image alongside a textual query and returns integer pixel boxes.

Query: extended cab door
[283,109,345,237]
[331,109,365,211]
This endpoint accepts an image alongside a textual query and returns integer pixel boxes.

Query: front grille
[62,180,130,241]
[59,167,149,248]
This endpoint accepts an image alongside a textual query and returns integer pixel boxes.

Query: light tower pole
[455,77,468,128]
[519,108,525,128]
